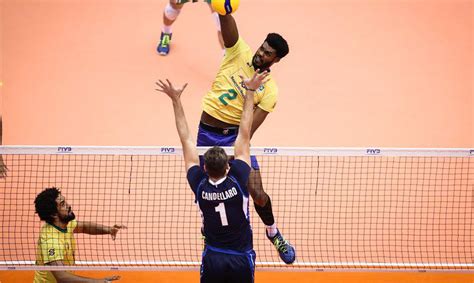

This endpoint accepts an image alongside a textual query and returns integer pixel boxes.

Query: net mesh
[0,146,472,271]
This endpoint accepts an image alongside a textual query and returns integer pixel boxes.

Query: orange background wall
[0,0,472,282]
[1,0,472,147]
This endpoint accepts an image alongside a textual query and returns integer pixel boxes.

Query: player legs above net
[157,0,224,56]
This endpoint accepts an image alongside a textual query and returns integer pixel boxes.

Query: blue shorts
[197,123,260,170]
[201,246,256,283]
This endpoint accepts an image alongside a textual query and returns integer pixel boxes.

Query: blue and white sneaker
[157,32,172,56]
[267,229,296,264]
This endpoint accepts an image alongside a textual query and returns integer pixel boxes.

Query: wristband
[242,84,257,92]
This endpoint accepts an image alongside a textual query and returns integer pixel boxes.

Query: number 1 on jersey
[215,202,229,226]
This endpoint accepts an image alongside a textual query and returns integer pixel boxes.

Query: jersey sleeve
[257,82,278,113]
[224,37,250,62]
[229,159,251,190]
[187,165,205,194]
[39,237,65,264]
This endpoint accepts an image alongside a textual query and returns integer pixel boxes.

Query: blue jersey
[187,159,253,253]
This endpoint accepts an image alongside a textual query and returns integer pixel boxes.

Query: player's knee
[165,2,181,21]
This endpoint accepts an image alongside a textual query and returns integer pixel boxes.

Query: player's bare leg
[248,169,295,264]
[157,0,184,55]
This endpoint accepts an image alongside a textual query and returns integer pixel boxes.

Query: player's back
[187,159,253,253]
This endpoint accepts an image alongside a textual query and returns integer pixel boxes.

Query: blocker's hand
[240,69,269,92]
[110,225,127,241]
[155,79,188,103]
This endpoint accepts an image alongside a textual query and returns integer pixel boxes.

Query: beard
[252,54,271,70]
[59,210,76,224]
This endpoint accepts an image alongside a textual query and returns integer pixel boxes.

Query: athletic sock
[266,223,278,238]
[162,25,172,34]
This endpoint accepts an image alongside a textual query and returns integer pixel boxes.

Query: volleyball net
[0,146,472,272]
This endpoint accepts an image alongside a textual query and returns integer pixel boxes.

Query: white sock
[266,224,278,238]
[162,25,172,34]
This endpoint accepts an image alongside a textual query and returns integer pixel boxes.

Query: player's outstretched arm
[234,70,269,165]
[74,222,126,240]
[49,261,120,282]
[218,14,239,48]
[155,79,199,171]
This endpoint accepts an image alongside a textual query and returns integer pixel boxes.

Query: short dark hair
[34,187,61,224]
[266,33,289,59]
[204,146,228,178]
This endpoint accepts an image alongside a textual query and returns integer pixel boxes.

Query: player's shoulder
[233,36,250,50]
[38,224,59,243]
[229,159,251,176]
[266,75,278,87]
[67,219,78,231]
[187,165,207,186]
[187,165,204,177]
[261,75,278,94]
[232,159,250,168]
[40,223,56,233]
[38,224,50,239]
[225,36,251,58]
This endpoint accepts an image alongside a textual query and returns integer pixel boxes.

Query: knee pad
[164,3,181,21]
[211,11,221,31]
[254,196,274,226]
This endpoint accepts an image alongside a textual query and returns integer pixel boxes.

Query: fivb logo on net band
[57,146,72,153]
[366,148,381,155]
[263,148,278,154]
[161,147,175,153]
[470,149,474,155]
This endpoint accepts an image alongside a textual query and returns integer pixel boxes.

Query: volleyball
[211,0,240,16]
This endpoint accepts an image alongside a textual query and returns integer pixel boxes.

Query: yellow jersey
[202,37,278,125]
[33,220,77,283]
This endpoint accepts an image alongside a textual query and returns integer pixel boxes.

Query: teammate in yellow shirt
[33,187,126,283]
[197,12,295,264]
[202,37,278,125]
